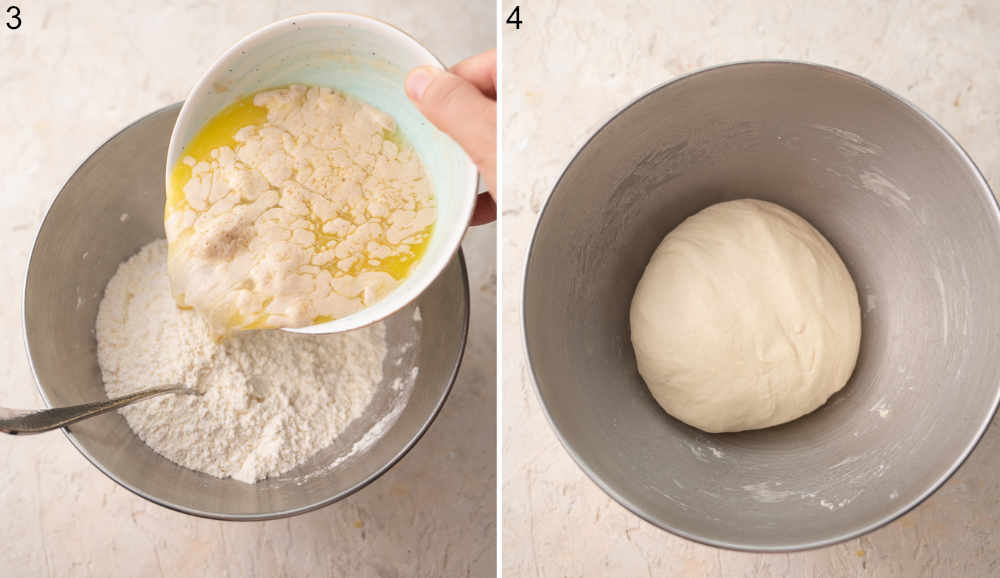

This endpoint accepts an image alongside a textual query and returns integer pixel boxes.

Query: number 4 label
[506,5,521,30]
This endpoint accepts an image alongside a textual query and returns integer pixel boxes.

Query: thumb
[405,66,496,187]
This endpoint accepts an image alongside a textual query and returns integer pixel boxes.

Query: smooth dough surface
[629,199,861,433]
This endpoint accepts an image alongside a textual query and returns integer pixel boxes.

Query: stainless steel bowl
[24,104,469,520]
[523,62,1000,551]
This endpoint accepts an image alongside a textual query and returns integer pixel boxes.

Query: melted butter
[167,96,269,215]
[166,92,433,331]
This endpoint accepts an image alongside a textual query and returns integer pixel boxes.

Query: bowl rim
[520,59,1000,552]
[23,103,471,521]
[167,11,480,336]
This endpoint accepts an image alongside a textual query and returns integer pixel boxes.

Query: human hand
[405,49,496,225]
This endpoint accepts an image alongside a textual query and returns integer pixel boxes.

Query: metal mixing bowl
[24,104,468,520]
[523,61,1000,551]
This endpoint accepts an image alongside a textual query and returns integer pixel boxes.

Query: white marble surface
[502,1,1000,576]
[0,1,494,576]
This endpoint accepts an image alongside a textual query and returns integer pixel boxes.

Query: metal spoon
[0,385,201,435]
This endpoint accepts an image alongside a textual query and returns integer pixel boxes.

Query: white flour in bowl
[95,239,391,483]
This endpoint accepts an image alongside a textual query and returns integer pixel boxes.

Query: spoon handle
[0,385,194,435]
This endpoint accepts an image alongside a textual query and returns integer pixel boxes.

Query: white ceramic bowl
[167,13,478,334]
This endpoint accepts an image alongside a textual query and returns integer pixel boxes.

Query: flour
[95,239,390,483]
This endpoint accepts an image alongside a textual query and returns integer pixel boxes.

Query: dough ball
[629,199,861,433]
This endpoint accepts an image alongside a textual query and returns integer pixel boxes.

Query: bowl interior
[25,104,469,519]
[168,13,477,334]
[524,62,1000,550]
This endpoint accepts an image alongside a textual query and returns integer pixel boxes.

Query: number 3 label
[6,5,21,30]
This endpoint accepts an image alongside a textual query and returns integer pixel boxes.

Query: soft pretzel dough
[629,199,861,433]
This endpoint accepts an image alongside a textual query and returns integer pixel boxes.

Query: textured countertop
[502,1,1000,576]
[0,1,495,576]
